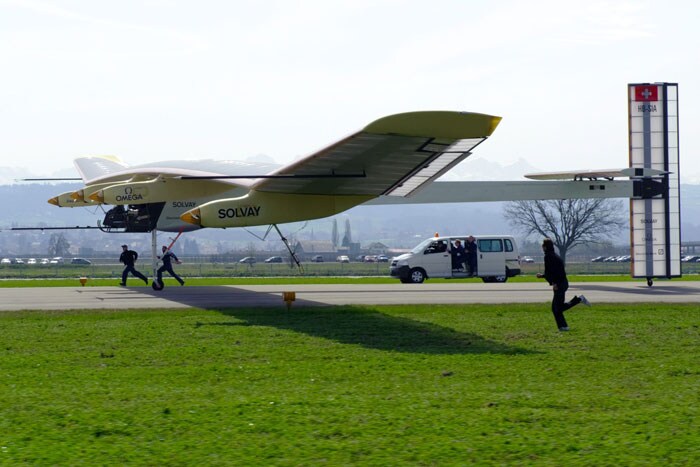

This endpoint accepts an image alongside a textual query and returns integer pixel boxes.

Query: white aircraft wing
[251,111,501,197]
[75,156,281,187]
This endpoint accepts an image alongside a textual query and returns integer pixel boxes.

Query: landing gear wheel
[152,280,164,291]
[647,278,653,287]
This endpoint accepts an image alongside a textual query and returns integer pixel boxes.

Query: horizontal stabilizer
[525,167,669,181]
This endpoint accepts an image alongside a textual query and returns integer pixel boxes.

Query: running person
[119,244,149,286]
[536,238,590,331]
[157,245,185,286]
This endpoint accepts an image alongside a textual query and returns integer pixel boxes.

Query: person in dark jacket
[536,238,590,331]
[450,239,466,271]
[465,236,478,277]
[119,244,149,286]
[157,245,185,286]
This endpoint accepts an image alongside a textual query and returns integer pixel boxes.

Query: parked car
[39,258,50,265]
[239,257,256,264]
[26,258,37,265]
[520,256,535,263]
[311,255,324,262]
[264,256,283,263]
[377,255,389,262]
[0,258,10,265]
[591,256,606,262]
[336,255,350,263]
[14,258,25,264]
[49,257,64,264]
[363,255,377,263]
[355,255,366,262]
[681,255,700,262]
[70,258,92,265]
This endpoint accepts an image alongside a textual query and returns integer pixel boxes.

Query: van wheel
[409,268,426,283]
[495,275,508,283]
[482,276,495,283]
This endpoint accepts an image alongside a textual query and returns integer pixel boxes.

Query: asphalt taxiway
[1,281,699,311]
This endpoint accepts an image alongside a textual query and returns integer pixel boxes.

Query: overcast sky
[1,0,699,183]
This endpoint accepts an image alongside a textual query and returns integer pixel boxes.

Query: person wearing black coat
[450,239,466,271]
[536,238,590,331]
[465,236,478,277]
[119,244,149,286]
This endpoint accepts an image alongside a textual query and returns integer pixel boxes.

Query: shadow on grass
[129,285,534,354]
[203,306,535,355]
[578,283,700,296]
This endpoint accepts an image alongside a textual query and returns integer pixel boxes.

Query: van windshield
[410,238,434,255]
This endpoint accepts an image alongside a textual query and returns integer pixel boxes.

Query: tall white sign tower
[628,83,681,284]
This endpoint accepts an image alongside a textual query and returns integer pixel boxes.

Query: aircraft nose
[47,196,59,206]
[180,208,201,226]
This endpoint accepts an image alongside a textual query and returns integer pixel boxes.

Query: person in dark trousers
[465,236,478,277]
[536,238,591,331]
[157,245,185,286]
[450,239,466,271]
[119,244,149,286]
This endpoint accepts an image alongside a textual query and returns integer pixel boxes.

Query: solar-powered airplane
[31,83,683,287]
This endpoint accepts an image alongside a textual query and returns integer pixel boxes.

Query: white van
[390,235,521,283]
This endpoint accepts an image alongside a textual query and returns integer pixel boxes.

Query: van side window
[424,240,447,254]
[504,239,514,252]
[478,239,503,252]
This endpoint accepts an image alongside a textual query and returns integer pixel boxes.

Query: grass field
[1,303,698,464]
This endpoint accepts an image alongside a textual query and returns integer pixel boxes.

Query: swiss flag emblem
[635,85,658,102]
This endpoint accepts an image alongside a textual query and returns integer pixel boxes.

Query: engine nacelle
[48,191,97,208]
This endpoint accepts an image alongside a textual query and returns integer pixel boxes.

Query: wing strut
[273,224,304,272]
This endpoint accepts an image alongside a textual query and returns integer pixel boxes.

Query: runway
[1,281,699,311]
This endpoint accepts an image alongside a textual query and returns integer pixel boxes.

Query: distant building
[294,240,336,261]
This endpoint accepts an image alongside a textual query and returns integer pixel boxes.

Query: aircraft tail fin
[73,155,129,183]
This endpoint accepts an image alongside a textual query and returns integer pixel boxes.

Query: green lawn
[1,304,698,464]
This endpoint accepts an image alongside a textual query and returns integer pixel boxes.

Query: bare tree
[503,199,627,263]
[47,233,71,257]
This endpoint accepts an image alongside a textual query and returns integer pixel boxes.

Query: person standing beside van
[536,238,590,331]
[451,239,466,271]
[465,236,478,277]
